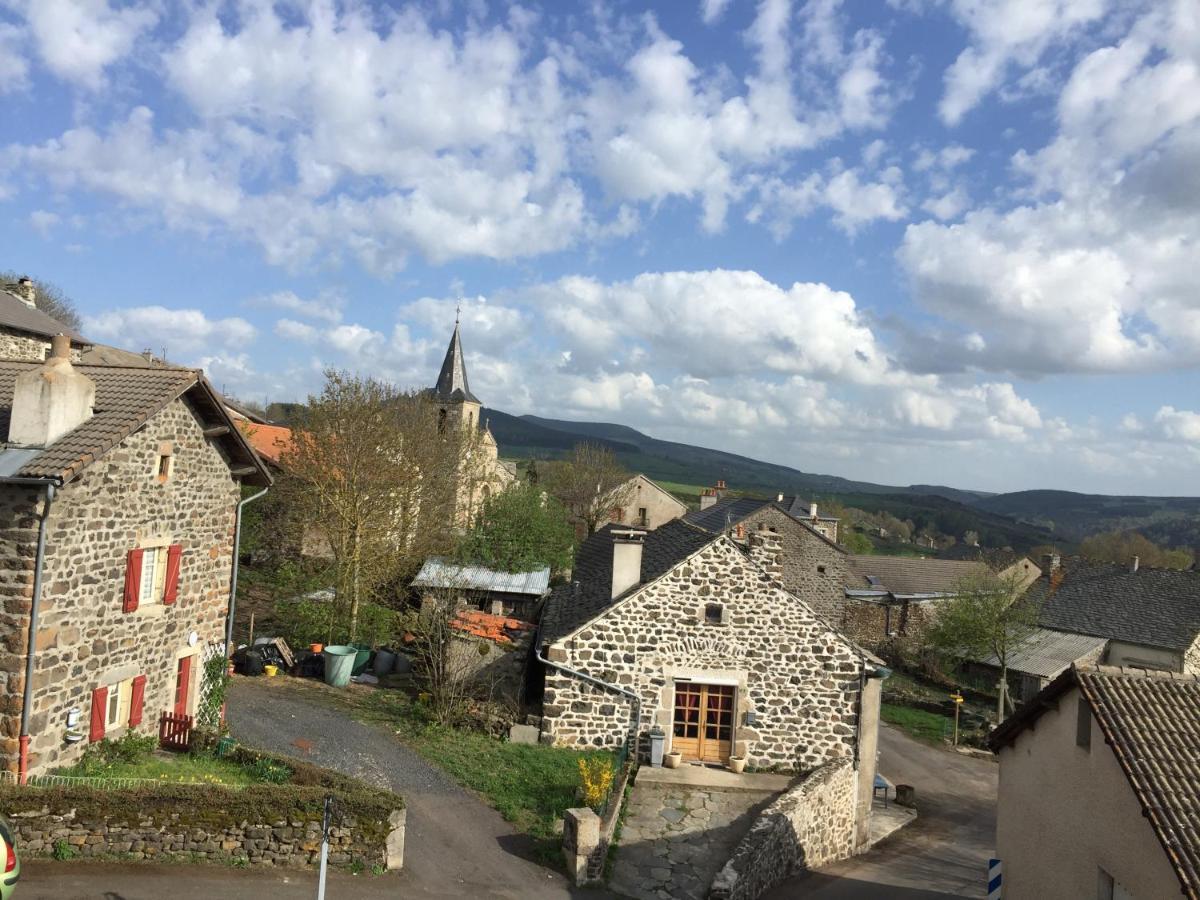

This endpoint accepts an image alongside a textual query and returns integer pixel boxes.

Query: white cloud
[27,209,59,236]
[255,291,343,324]
[701,0,733,25]
[84,306,256,356]
[274,319,319,344]
[0,22,29,93]
[4,0,158,89]
[1153,406,1200,442]
[752,163,906,236]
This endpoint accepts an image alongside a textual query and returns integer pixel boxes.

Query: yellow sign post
[951,693,964,746]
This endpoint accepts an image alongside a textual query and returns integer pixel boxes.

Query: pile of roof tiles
[451,609,533,645]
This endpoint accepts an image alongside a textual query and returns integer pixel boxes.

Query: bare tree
[540,443,634,534]
[1,270,82,329]
[403,583,482,726]
[282,371,473,641]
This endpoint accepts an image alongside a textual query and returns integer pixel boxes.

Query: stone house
[1026,555,1200,675]
[990,665,1200,899]
[684,498,849,626]
[604,474,687,531]
[537,519,884,845]
[0,278,88,362]
[693,483,840,543]
[0,337,271,778]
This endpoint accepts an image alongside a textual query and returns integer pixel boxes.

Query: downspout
[226,487,269,655]
[535,585,642,754]
[18,480,57,784]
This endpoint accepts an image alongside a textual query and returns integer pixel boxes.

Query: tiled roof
[846,555,986,595]
[0,360,270,485]
[991,666,1200,899]
[938,545,1024,570]
[1029,558,1200,651]
[412,557,550,596]
[0,290,85,343]
[540,519,716,642]
[452,609,533,645]
[683,497,770,533]
[237,421,293,467]
[777,495,839,521]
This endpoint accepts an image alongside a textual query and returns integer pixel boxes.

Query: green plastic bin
[323,645,356,687]
[350,643,372,677]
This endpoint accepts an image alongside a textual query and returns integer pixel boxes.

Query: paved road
[765,724,997,899]
[225,677,596,898]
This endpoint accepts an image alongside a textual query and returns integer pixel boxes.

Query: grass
[54,751,260,787]
[881,703,951,744]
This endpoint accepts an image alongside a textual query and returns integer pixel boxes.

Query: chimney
[14,277,36,309]
[1130,556,1140,574]
[8,334,94,448]
[809,502,818,519]
[1041,553,1061,577]
[611,530,645,600]
[748,525,783,582]
[776,492,784,503]
[699,488,717,511]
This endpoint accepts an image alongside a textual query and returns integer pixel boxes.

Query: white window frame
[104,677,133,729]
[139,544,169,606]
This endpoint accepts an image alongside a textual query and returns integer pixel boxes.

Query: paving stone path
[610,781,780,900]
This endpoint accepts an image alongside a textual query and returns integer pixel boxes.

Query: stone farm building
[538,519,884,844]
[604,474,688,531]
[0,336,270,778]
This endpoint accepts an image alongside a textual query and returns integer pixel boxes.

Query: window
[704,603,724,625]
[103,677,135,730]
[105,685,122,728]
[1076,697,1091,750]
[817,565,827,574]
[140,548,168,605]
[155,441,174,482]
[637,507,648,527]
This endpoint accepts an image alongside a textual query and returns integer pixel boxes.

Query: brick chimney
[748,525,783,583]
[8,334,94,447]
[611,530,645,600]
[14,277,36,309]
[699,488,717,511]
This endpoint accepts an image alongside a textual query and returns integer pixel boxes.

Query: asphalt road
[765,724,998,899]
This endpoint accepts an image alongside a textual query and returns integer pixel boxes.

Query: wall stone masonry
[0,396,242,774]
[542,533,867,772]
[709,758,857,900]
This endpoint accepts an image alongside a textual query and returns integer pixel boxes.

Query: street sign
[988,858,1002,898]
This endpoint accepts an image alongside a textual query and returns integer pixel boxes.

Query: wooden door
[174,655,192,716]
[672,683,734,764]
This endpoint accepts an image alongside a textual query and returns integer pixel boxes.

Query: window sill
[133,603,168,618]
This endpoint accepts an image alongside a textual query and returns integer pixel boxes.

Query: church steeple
[431,320,480,404]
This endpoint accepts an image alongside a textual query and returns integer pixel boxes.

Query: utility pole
[317,795,333,900]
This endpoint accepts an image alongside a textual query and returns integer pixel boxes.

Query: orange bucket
[310,643,324,653]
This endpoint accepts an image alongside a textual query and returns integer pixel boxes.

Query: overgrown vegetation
[455,482,575,574]
[540,442,633,535]
[273,595,400,650]
[1079,529,1193,570]
[197,654,231,730]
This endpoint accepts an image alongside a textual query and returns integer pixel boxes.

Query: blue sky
[0,0,1198,496]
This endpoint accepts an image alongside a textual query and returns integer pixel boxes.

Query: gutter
[226,487,269,655]
[535,587,642,755]
[6,478,60,785]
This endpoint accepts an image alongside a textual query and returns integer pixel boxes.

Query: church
[424,319,516,524]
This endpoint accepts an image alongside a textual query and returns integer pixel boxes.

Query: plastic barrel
[350,643,372,676]
[323,645,356,687]
[373,649,396,676]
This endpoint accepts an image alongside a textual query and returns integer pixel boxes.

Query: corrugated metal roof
[983,627,1108,679]
[412,557,550,596]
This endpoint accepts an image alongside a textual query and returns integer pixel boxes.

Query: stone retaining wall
[709,758,857,900]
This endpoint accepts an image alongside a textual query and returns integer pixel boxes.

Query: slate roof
[683,497,771,533]
[991,666,1200,899]
[429,323,479,404]
[1029,558,1200,651]
[540,519,715,642]
[846,555,986,595]
[413,557,551,597]
[0,289,86,343]
[0,360,270,486]
[938,545,1024,570]
[776,495,839,521]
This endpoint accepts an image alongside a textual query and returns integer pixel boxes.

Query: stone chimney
[776,492,784,503]
[809,502,818,519]
[14,277,36,309]
[1130,556,1140,574]
[1041,553,1061,577]
[8,334,94,447]
[699,488,717,511]
[748,525,783,582]
[611,530,645,600]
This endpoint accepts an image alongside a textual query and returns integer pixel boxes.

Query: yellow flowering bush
[578,757,614,811]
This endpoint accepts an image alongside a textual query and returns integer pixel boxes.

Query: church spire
[431,320,479,403]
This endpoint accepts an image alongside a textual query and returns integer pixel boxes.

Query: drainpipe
[15,480,57,785]
[226,487,269,655]
[535,588,642,755]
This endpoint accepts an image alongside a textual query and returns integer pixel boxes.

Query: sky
[0,0,1198,497]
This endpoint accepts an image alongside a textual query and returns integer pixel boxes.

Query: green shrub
[72,731,158,775]
[248,758,293,784]
[52,839,74,860]
[197,655,231,730]
[274,597,399,648]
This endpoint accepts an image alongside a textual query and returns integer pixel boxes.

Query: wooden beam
[230,466,258,477]
[203,425,231,437]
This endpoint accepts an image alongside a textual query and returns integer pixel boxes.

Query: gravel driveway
[227,677,603,899]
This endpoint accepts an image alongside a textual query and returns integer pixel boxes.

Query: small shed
[411,558,551,621]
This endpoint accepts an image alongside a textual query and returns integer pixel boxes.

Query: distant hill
[971,490,1200,546]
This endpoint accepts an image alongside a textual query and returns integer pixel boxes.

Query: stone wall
[737,507,848,626]
[607,475,687,531]
[709,758,858,900]
[842,596,939,652]
[542,533,866,772]
[0,396,242,774]
[0,330,82,363]
[1,781,405,870]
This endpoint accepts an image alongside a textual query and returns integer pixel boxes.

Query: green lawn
[881,703,951,744]
[54,752,259,787]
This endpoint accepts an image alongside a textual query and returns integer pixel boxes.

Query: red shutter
[162,544,183,606]
[89,687,107,742]
[123,549,143,613]
[129,675,146,727]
